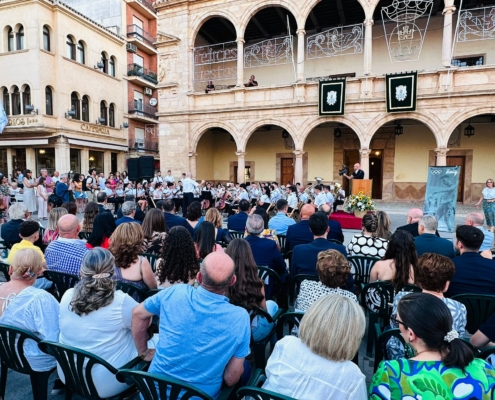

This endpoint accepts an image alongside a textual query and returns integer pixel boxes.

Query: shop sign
[81,123,110,135]
[7,117,39,126]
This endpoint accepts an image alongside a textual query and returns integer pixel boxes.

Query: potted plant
[343,191,376,218]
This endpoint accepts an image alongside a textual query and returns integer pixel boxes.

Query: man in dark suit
[414,215,455,258]
[162,199,194,236]
[97,192,112,214]
[227,199,250,232]
[319,204,345,243]
[286,204,315,251]
[344,163,365,180]
[446,225,495,297]
[397,208,440,238]
[115,201,142,227]
[291,212,348,278]
[1,203,43,247]
[116,195,145,222]
[244,214,286,278]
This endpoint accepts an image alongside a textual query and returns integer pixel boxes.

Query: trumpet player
[313,185,327,209]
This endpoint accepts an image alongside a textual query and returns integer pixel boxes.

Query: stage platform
[329,211,363,230]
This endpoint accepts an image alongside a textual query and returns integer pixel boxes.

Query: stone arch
[190,11,242,48]
[300,115,366,149]
[300,0,369,30]
[239,1,303,36]
[442,105,495,148]
[363,112,442,148]
[241,118,299,152]
[191,121,240,153]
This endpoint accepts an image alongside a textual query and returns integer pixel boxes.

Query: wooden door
[446,156,465,202]
[281,158,294,185]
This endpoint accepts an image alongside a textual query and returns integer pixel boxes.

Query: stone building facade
[154,0,495,202]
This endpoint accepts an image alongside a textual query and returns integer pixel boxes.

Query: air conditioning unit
[144,87,153,96]
[126,43,137,53]
[134,139,145,148]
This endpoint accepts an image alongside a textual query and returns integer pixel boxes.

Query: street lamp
[395,121,404,136]
[464,120,475,138]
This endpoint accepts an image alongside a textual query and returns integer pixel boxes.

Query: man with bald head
[466,212,494,251]
[45,214,89,275]
[344,163,364,180]
[397,208,439,238]
[286,204,316,251]
[132,252,251,398]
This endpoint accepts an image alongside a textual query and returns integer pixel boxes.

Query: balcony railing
[129,138,159,152]
[127,63,158,84]
[127,24,156,47]
[131,0,156,14]
[128,101,158,120]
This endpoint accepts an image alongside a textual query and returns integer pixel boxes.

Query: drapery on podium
[351,179,373,197]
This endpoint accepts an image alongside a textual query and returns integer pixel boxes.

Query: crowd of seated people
[3,180,495,400]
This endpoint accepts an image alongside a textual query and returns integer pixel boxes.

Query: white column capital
[236,38,245,44]
[364,19,374,26]
[188,152,198,158]
[359,149,372,157]
[296,29,306,36]
[293,150,305,158]
[235,151,246,158]
[443,6,456,15]
[435,147,450,156]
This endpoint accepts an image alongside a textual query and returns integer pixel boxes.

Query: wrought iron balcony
[130,0,156,14]
[127,24,156,48]
[128,101,158,120]
[129,138,159,152]
[127,63,158,84]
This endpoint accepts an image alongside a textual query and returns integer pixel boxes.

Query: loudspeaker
[128,158,140,181]
[139,156,155,179]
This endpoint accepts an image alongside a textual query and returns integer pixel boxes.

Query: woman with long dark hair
[86,212,116,249]
[347,213,389,257]
[258,185,271,210]
[370,230,417,291]
[226,239,278,341]
[141,208,167,254]
[194,221,223,259]
[156,226,199,288]
[370,292,495,398]
[80,202,99,233]
[186,200,204,231]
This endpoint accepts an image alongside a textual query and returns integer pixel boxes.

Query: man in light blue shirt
[268,199,296,235]
[131,252,251,398]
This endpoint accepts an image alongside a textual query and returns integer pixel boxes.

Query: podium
[351,179,373,197]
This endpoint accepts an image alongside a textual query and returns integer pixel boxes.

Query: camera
[338,165,349,176]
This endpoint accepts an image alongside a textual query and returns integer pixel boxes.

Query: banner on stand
[424,166,461,232]
[386,72,417,113]
[319,79,346,116]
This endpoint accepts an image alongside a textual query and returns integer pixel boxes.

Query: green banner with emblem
[386,72,418,113]
[319,79,346,116]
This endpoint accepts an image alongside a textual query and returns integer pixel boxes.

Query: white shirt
[299,192,308,203]
[164,175,175,183]
[260,194,270,203]
[287,192,298,208]
[99,177,106,190]
[250,188,261,199]
[153,189,163,199]
[482,187,495,200]
[153,176,163,184]
[238,190,249,201]
[52,176,60,183]
[182,177,199,193]
[314,192,327,207]
[263,336,367,400]
[325,191,335,204]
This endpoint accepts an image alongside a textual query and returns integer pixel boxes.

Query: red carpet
[330,211,363,230]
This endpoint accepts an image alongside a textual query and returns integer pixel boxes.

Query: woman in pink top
[194,221,224,260]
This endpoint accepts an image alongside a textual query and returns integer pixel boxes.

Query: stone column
[189,47,194,92]
[296,29,306,82]
[189,152,197,178]
[54,137,70,173]
[103,151,112,176]
[442,6,456,67]
[363,19,374,75]
[6,148,13,179]
[236,151,246,183]
[293,150,304,185]
[80,148,89,176]
[359,149,371,179]
[236,39,245,87]
[435,148,450,166]
[26,148,36,172]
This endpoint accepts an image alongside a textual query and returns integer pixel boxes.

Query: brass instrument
[333,182,343,198]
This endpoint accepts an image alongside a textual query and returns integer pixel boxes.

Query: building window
[11,87,21,115]
[45,87,53,115]
[89,151,103,172]
[70,149,80,172]
[70,92,80,119]
[22,85,31,114]
[451,56,484,67]
[16,26,24,50]
[81,95,89,122]
[3,89,10,115]
[36,148,55,176]
[7,27,14,52]
[109,56,116,77]
[133,53,144,67]
[100,101,107,125]
[43,25,50,51]
[101,53,108,74]
[66,36,75,60]
[77,41,85,64]
[134,90,143,111]
[109,103,115,127]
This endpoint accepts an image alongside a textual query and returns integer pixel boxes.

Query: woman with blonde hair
[43,207,68,245]
[0,248,59,372]
[59,248,155,398]
[109,223,157,291]
[205,208,232,244]
[263,294,367,399]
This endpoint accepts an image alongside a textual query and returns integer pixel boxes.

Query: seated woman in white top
[263,294,367,400]
[0,248,59,372]
[59,248,156,398]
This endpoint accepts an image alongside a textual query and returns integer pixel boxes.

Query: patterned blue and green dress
[369,358,495,399]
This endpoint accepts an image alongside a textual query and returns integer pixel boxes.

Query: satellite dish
[149,98,157,106]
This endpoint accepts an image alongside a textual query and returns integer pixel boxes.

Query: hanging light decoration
[464,120,475,138]
[282,130,289,139]
[395,120,404,136]
[334,126,342,138]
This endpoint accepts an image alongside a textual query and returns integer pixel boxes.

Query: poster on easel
[424,166,461,232]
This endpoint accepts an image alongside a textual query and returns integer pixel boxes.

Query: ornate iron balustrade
[127,24,157,47]
[132,0,156,14]
[129,138,159,152]
[307,24,363,59]
[244,36,294,68]
[127,63,158,84]
[193,41,237,82]
[458,6,495,42]
[128,101,158,120]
